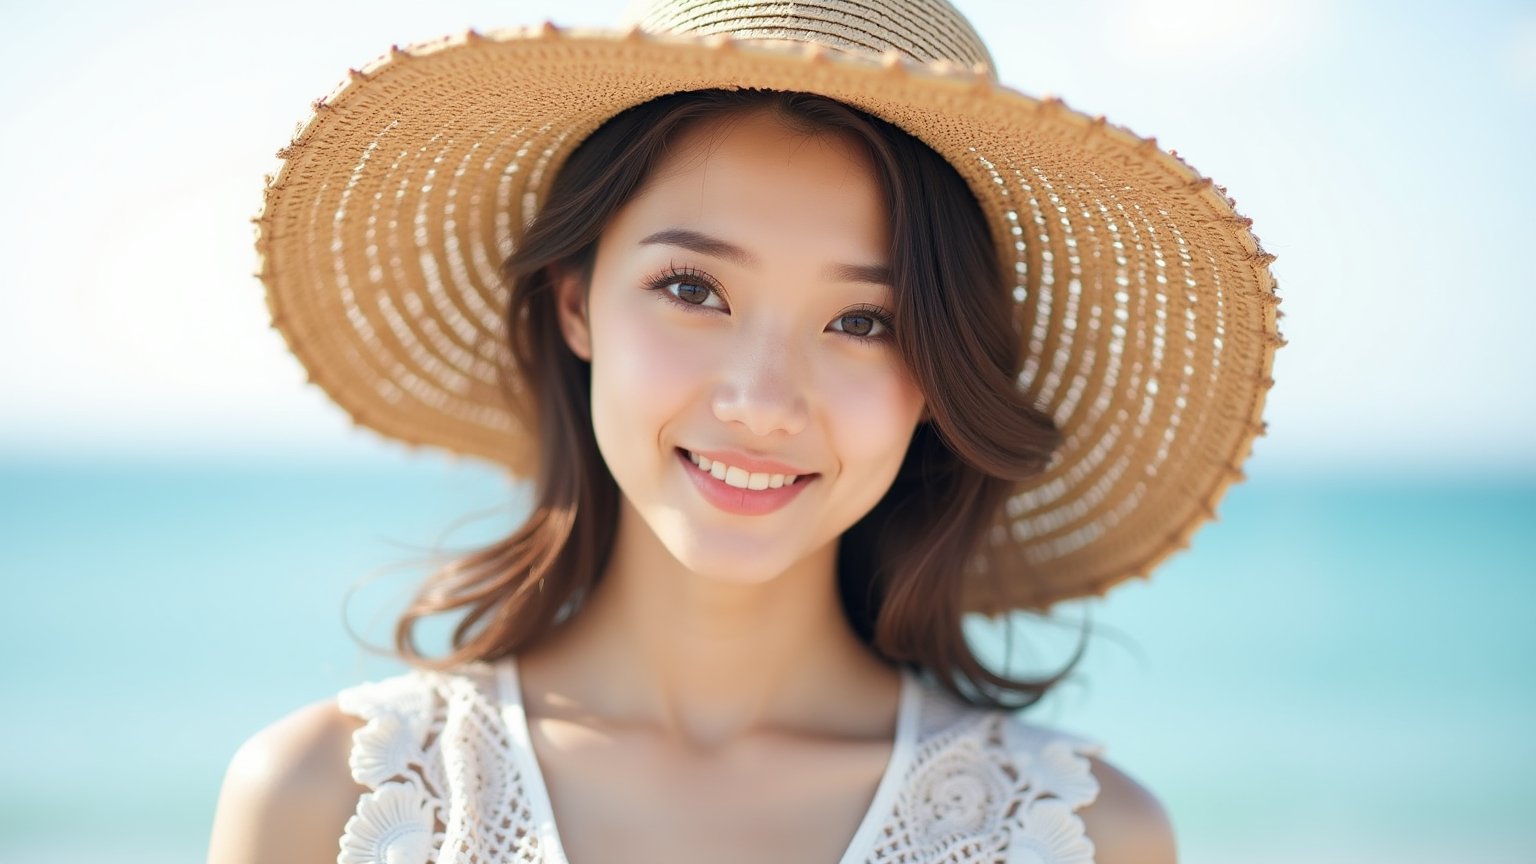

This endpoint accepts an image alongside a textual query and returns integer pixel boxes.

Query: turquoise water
[2,454,1532,862]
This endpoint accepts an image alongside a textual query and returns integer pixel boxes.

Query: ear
[552,266,593,361]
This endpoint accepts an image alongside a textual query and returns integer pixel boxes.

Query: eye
[829,305,894,341]
[668,280,720,308]
[644,266,728,312]
[834,314,877,337]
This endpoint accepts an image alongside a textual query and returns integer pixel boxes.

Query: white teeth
[687,450,802,490]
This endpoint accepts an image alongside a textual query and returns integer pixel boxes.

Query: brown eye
[670,281,712,305]
[839,314,875,337]
[831,309,890,340]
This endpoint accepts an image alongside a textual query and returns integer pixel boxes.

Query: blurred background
[2,0,1533,861]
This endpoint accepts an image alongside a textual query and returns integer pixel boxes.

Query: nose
[711,338,810,438]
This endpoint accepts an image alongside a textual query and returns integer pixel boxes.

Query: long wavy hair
[391,89,1086,709]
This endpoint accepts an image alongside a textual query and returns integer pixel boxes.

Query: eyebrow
[639,228,893,286]
[830,262,894,285]
[640,228,757,267]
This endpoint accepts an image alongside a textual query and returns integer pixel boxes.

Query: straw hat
[254,0,1281,612]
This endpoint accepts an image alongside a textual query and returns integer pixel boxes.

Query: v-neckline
[495,656,920,864]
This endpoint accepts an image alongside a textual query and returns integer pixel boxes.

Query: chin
[663,532,802,587]
[624,491,845,588]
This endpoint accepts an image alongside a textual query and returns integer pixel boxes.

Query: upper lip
[683,447,816,477]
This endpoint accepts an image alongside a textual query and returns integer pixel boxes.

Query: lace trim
[336,672,447,864]
[334,665,1103,864]
[336,664,547,864]
[869,690,1102,863]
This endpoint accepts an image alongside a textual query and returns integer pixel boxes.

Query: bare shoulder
[1077,755,1178,864]
[206,698,369,864]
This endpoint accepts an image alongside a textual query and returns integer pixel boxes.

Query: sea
[2,451,1532,863]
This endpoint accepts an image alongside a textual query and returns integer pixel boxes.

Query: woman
[210,1,1278,861]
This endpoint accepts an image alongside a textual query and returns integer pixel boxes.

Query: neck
[519,499,899,749]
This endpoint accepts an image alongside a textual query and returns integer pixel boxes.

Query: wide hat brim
[255,25,1281,613]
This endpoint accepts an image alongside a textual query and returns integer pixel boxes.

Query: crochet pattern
[336,661,1102,863]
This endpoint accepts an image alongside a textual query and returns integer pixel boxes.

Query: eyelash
[641,266,896,343]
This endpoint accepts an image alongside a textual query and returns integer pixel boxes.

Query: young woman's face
[557,108,926,584]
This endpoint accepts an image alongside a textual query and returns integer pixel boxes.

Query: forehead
[613,108,891,258]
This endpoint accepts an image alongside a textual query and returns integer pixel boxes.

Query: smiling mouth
[677,448,816,491]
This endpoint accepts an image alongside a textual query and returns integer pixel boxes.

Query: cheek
[821,354,925,471]
[587,299,715,452]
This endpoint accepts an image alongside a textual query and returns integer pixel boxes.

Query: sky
[1,0,1533,475]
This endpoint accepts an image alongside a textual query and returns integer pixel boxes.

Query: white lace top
[335,658,1104,864]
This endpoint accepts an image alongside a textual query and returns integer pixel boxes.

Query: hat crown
[626,0,995,73]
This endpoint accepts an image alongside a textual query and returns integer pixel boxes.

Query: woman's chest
[529,718,895,864]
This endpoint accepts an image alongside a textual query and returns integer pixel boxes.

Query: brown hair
[392,89,1086,710]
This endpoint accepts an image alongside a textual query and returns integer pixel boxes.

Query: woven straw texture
[254,0,1281,612]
